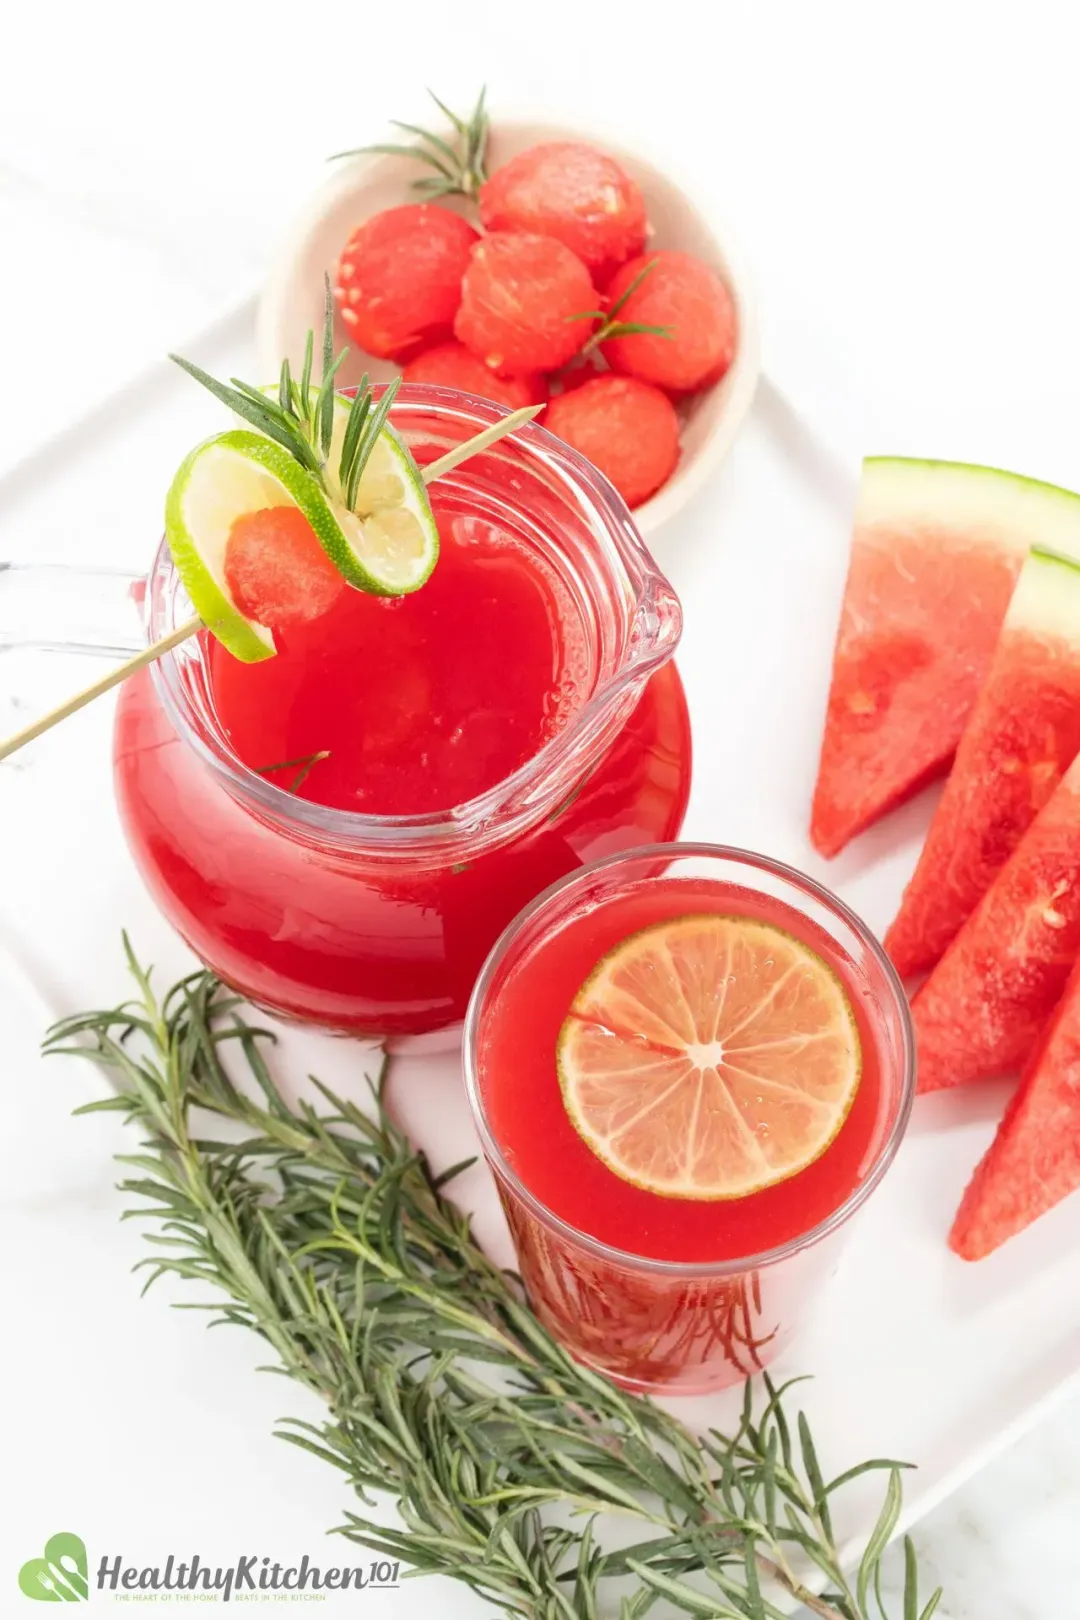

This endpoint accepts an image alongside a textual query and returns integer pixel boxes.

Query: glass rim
[147,387,680,853]
[462,840,917,1280]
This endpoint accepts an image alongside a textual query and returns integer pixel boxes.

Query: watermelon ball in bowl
[257,102,760,538]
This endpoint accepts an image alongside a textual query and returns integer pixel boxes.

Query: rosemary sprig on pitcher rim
[170,276,405,514]
[45,947,944,1620]
[0,293,540,766]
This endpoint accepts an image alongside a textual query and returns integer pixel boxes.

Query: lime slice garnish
[166,431,295,661]
[556,914,862,1201]
[166,412,441,661]
[258,385,419,535]
[258,384,439,596]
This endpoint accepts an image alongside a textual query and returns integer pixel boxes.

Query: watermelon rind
[1013,544,1080,637]
[860,458,1080,559]
[811,458,1080,858]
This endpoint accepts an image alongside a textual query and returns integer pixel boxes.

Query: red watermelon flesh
[886,546,1080,979]
[811,459,1080,858]
[950,954,1080,1259]
[913,753,1080,1093]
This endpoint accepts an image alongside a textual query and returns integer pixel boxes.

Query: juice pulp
[476,874,898,1391]
[209,500,590,815]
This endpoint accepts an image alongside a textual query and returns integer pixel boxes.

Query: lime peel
[556,913,862,1202]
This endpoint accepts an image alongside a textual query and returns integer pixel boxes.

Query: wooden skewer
[0,616,202,764]
[0,404,543,767]
[420,404,541,484]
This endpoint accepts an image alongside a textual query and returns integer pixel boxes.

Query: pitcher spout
[632,570,683,679]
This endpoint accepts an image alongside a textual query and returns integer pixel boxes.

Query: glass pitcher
[1,390,691,1047]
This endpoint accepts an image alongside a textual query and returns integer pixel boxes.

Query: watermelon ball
[335,204,479,361]
[454,233,595,376]
[601,250,737,395]
[480,142,647,284]
[403,341,548,409]
[543,376,680,510]
[224,506,345,631]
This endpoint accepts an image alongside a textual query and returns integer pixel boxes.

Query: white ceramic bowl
[257,120,761,538]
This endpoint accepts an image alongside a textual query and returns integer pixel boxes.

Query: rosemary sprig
[170,276,397,518]
[254,751,332,795]
[0,313,540,770]
[330,87,490,199]
[46,950,943,1620]
[169,273,538,522]
[570,261,673,354]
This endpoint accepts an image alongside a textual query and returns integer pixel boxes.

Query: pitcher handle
[0,563,145,659]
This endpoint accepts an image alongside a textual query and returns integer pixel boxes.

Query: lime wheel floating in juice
[473,856,912,1392]
[557,914,861,1201]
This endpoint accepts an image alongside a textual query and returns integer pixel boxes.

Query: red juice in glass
[466,845,914,1393]
[113,392,689,1043]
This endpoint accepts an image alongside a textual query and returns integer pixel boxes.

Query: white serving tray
[2,300,1076,1615]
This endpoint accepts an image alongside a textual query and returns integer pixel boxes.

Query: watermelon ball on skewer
[224,507,346,632]
[403,341,548,410]
[479,141,648,284]
[601,250,737,395]
[335,203,479,361]
[454,232,595,376]
[166,417,440,661]
[544,375,680,510]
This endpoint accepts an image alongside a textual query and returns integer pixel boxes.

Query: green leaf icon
[18,1533,88,1601]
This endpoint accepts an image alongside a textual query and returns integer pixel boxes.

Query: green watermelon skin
[811,459,1080,858]
[950,955,1080,1259]
[913,755,1080,1093]
[886,548,1080,979]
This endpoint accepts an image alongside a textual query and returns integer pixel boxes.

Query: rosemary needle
[253,751,332,795]
[45,947,945,1620]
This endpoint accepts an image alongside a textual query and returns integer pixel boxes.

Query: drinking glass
[464,843,915,1393]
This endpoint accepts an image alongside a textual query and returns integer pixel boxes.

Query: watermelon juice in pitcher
[100,390,690,1043]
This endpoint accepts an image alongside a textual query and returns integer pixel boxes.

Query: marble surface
[4,7,1080,1617]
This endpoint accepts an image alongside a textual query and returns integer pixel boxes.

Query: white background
[3,3,1080,1617]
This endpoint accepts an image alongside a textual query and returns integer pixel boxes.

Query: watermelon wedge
[950,954,1080,1259]
[886,545,1080,978]
[811,459,1080,857]
[913,752,1080,1093]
